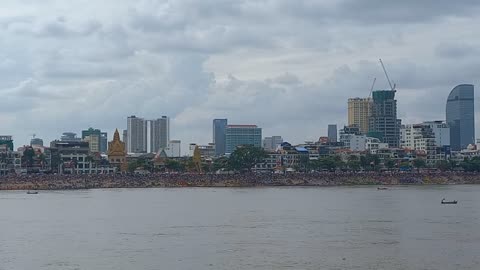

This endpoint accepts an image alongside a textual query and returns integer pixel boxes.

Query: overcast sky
[1,0,480,152]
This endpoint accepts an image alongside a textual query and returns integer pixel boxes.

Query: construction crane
[368,77,376,98]
[379,59,396,91]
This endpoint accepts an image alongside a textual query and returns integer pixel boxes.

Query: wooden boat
[27,191,38,195]
[441,199,457,204]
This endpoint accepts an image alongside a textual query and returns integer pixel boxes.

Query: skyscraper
[127,116,147,153]
[150,116,170,153]
[348,98,372,134]
[225,125,262,154]
[369,90,401,148]
[213,119,228,156]
[327,124,337,142]
[446,84,475,151]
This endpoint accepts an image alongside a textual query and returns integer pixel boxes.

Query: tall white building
[422,121,450,147]
[127,116,147,153]
[263,136,283,151]
[150,116,170,153]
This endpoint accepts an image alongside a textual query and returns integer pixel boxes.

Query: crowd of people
[1,171,480,190]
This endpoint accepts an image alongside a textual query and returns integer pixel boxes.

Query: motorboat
[26,191,38,195]
[441,199,457,204]
[377,187,388,190]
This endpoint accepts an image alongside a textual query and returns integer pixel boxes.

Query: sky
[1,0,480,153]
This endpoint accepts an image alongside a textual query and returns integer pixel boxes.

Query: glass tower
[446,84,475,151]
[213,119,228,156]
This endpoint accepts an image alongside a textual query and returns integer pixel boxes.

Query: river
[1,185,479,270]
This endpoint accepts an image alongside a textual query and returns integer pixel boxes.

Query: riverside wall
[2,172,480,190]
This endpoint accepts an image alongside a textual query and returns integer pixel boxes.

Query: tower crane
[379,59,396,91]
[368,77,376,98]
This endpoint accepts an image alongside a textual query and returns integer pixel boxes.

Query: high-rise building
[446,84,475,151]
[213,119,228,156]
[150,116,170,153]
[327,124,337,142]
[369,90,401,148]
[83,135,100,153]
[422,121,450,147]
[0,135,14,151]
[127,116,147,153]
[30,137,44,147]
[348,98,372,134]
[81,128,108,153]
[61,132,81,142]
[225,125,262,154]
[263,136,283,151]
[122,130,128,152]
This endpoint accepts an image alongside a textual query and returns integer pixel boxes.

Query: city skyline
[2,1,480,149]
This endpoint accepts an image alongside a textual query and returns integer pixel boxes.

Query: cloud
[0,0,480,150]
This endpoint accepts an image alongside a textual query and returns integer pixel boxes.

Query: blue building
[446,84,475,151]
[213,119,228,156]
[225,125,262,154]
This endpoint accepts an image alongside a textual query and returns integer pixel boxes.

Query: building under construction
[368,90,401,148]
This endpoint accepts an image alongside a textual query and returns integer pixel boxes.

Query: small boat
[441,199,457,204]
[27,191,38,195]
[377,187,388,190]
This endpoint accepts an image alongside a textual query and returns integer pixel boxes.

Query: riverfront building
[369,90,401,148]
[422,121,450,147]
[446,84,475,151]
[225,125,262,154]
[348,98,372,134]
[0,136,14,151]
[328,124,337,142]
[263,136,283,151]
[213,119,228,156]
[82,128,108,153]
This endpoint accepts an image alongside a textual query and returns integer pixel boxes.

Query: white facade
[423,121,450,147]
[349,135,367,151]
[263,136,283,151]
[127,116,147,153]
[165,140,181,157]
[366,137,388,154]
[347,135,388,153]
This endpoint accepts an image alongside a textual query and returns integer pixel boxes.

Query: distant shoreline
[1,172,480,190]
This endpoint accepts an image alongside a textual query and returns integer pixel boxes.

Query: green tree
[412,158,426,171]
[22,147,36,168]
[298,155,310,173]
[436,160,450,171]
[165,159,185,172]
[384,158,396,170]
[212,156,229,172]
[228,145,268,172]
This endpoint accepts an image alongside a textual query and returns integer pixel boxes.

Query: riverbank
[2,172,480,190]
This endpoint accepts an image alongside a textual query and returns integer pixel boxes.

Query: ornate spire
[113,129,120,141]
